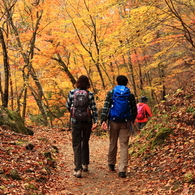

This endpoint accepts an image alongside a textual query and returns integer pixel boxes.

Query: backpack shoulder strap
[138,103,145,109]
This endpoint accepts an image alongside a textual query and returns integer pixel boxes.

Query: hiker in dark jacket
[101,75,137,178]
[66,75,98,178]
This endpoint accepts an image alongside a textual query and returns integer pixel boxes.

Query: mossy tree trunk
[0,106,33,135]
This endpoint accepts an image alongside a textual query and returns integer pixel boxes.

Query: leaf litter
[0,85,195,194]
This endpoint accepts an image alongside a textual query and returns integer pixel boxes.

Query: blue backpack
[109,85,131,122]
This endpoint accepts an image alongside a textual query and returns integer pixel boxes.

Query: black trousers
[138,122,147,129]
[71,122,92,171]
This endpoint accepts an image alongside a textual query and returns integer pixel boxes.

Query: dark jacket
[66,88,98,123]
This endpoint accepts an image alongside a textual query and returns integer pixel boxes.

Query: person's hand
[101,121,108,130]
[91,123,98,130]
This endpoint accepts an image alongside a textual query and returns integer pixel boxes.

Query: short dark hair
[76,75,90,89]
[140,96,148,103]
[116,75,128,86]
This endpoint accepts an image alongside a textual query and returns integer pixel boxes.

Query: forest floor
[33,128,152,195]
[1,127,146,195]
[0,126,179,195]
[0,85,195,195]
[0,124,194,195]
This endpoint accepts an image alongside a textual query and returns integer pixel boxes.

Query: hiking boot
[118,172,126,178]
[74,169,82,178]
[108,164,115,171]
[82,165,88,172]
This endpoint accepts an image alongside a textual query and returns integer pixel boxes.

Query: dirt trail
[36,129,142,195]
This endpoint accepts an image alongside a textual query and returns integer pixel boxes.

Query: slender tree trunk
[158,63,166,100]
[134,49,143,91]
[52,53,76,87]
[146,72,158,103]
[0,74,3,102]
[30,89,48,126]
[80,54,97,93]
[27,65,48,126]
[22,87,28,120]
[0,28,9,107]
[9,76,14,110]
[127,51,137,97]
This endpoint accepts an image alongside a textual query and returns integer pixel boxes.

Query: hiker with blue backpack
[66,75,98,178]
[136,96,152,130]
[101,75,137,178]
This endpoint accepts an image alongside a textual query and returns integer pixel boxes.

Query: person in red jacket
[136,96,152,130]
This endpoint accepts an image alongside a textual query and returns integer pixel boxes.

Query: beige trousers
[108,120,131,172]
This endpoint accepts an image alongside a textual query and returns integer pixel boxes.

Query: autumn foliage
[1,1,195,194]
[0,0,194,126]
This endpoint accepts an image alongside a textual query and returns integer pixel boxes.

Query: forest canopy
[0,0,194,126]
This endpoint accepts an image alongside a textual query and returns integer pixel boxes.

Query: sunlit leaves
[0,0,195,125]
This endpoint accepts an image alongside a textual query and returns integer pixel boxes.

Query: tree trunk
[127,51,137,97]
[30,88,48,126]
[52,53,76,87]
[158,63,166,101]
[0,28,9,108]
[134,49,143,91]
[0,106,33,135]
